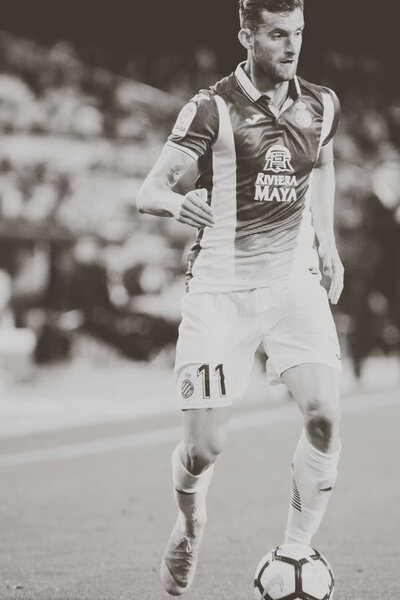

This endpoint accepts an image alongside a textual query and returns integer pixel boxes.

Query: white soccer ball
[253,543,334,600]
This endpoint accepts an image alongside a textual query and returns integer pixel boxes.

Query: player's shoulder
[211,71,238,97]
[188,71,238,108]
[179,71,238,119]
[297,76,340,110]
[186,87,219,120]
[169,88,218,138]
[190,88,216,105]
[168,72,236,147]
[298,77,341,145]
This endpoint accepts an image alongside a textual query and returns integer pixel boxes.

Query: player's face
[251,9,304,83]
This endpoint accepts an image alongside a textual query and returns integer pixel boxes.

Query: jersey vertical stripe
[318,92,335,154]
[192,95,237,285]
[289,172,319,280]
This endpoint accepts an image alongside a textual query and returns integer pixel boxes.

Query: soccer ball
[254,543,334,600]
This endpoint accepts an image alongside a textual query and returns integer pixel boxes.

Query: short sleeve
[166,91,219,161]
[321,89,341,147]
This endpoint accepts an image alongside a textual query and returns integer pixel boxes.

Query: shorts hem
[277,358,342,379]
[179,399,234,410]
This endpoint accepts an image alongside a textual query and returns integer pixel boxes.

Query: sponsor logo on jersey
[181,378,194,399]
[263,144,293,173]
[254,144,297,203]
[172,102,197,138]
[246,113,264,125]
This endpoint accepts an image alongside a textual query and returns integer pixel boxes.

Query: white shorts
[175,277,342,409]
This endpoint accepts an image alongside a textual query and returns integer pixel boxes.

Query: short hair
[239,0,304,29]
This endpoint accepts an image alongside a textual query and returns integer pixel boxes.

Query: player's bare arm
[136,145,215,229]
[311,141,344,305]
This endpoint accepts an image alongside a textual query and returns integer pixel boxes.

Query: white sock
[284,429,341,545]
[171,442,214,532]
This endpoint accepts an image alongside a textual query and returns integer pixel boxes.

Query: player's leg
[162,292,259,595]
[173,406,231,531]
[264,279,342,546]
[162,406,231,595]
[281,363,341,545]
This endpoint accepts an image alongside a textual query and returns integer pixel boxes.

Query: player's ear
[238,28,254,50]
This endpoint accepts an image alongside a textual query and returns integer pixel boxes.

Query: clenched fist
[175,188,215,229]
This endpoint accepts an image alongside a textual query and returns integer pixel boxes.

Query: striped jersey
[167,62,340,293]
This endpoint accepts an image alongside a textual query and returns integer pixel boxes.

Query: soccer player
[137,0,344,595]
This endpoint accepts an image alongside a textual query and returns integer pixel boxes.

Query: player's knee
[185,439,223,475]
[304,399,340,453]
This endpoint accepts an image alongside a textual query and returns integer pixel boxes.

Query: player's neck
[244,60,289,110]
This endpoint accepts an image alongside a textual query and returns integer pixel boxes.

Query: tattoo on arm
[149,150,194,191]
[138,147,196,217]
[166,163,188,188]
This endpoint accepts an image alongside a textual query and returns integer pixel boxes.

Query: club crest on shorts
[264,145,293,173]
[181,378,194,399]
[172,102,197,138]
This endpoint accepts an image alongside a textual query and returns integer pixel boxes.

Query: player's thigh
[175,292,259,410]
[264,279,342,384]
[282,362,341,414]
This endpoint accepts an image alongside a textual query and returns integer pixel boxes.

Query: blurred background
[1,0,400,405]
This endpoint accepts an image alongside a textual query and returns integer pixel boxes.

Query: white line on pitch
[0,389,398,467]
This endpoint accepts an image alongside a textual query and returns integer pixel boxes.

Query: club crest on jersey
[295,102,313,128]
[263,145,293,173]
[254,144,297,203]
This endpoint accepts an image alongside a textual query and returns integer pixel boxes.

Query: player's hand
[175,188,215,228]
[318,244,344,304]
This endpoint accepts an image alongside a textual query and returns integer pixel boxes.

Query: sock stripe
[291,478,302,512]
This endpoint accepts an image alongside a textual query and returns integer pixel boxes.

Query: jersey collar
[234,61,301,102]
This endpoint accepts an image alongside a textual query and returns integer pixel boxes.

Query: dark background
[2,0,398,85]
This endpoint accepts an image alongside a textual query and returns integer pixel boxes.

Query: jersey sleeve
[321,88,341,147]
[166,91,219,161]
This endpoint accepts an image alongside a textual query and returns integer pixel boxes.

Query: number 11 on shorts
[197,364,226,399]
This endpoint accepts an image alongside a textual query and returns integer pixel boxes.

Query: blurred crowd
[0,32,400,380]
